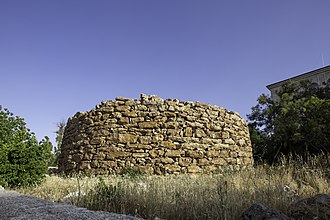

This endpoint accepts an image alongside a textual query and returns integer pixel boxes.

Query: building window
[310,82,319,89]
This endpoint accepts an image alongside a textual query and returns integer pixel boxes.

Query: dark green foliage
[248,82,330,163]
[52,120,66,166]
[0,106,52,188]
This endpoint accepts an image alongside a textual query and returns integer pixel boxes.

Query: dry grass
[18,154,330,220]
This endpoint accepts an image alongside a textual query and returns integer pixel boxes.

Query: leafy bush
[248,82,330,163]
[0,105,52,188]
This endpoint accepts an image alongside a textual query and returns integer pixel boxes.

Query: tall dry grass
[18,154,330,220]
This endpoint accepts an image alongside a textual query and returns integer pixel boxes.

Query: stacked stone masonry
[58,94,253,175]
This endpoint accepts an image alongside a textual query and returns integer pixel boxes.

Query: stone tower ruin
[58,94,253,175]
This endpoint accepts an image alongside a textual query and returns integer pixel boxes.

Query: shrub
[0,105,52,188]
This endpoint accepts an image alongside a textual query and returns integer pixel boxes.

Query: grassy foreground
[18,155,329,220]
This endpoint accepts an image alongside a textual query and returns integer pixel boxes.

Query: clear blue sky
[1,0,330,144]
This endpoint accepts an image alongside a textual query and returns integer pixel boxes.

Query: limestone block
[230,151,238,158]
[139,136,152,144]
[99,129,110,136]
[186,150,203,159]
[178,157,192,167]
[103,160,117,168]
[122,111,138,117]
[118,117,129,124]
[113,112,122,118]
[161,157,174,164]
[83,153,93,160]
[195,128,206,138]
[140,165,154,174]
[226,158,236,165]
[198,158,209,166]
[187,165,202,173]
[164,111,176,117]
[206,150,220,157]
[243,157,253,165]
[164,122,179,129]
[90,137,104,145]
[168,105,175,112]
[80,161,91,170]
[125,99,138,106]
[181,143,198,150]
[185,115,195,122]
[118,134,138,143]
[90,160,99,168]
[106,151,128,159]
[238,151,247,157]
[116,105,131,112]
[115,96,130,102]
[209,124,222,131]
[165,150,183,157]
[158,149,165,156]
[183,127,193,137]
[137,105,148,111]
[187,121,203,128]
[222,131,230,139]
[224,138,235,145]
[166,129,178,136]
[138,121,159,129]
[149,149,158,158]
[209,132,222,139]
[130,117,144,123]
[165,164,181,173]
[92,152,106,160]
[212,157,227,165]
[161,141,176,149]
[151,134,163,142]
[132,152,148,158]
[238,139,246,147]
[135,144,153,150]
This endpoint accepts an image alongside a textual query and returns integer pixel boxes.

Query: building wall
[267,66,330,102]
[58,94,253,175]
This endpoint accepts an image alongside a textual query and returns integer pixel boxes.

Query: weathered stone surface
[138,121,159,129]
[106,151,128,159]
[58,94,253,175]
[183,127,193,137]
[118,134,138,143]
[212,157,227,165]
[186,150,204,159]
[164,164,181,173]
[122,111,138,117]
[161,157,174,164]
[132,152,148,158]
[116,105,131,112]
[288,194,330,220]
[178,157,192,167]
[187,165,202,173]
[161,141,176,149]
[241,203,290,220]
[165,150,183,158]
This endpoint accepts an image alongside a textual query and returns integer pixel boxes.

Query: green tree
[53,120,66,166]
[248,82,330,163]
[39,136,54,167]
[0,106,52,187]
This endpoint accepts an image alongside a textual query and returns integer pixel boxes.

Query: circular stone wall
[58,94,253,175]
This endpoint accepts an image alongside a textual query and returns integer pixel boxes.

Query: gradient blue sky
[1,0,330,144]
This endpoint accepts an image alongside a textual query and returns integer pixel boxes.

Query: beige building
[267,65,330,102]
